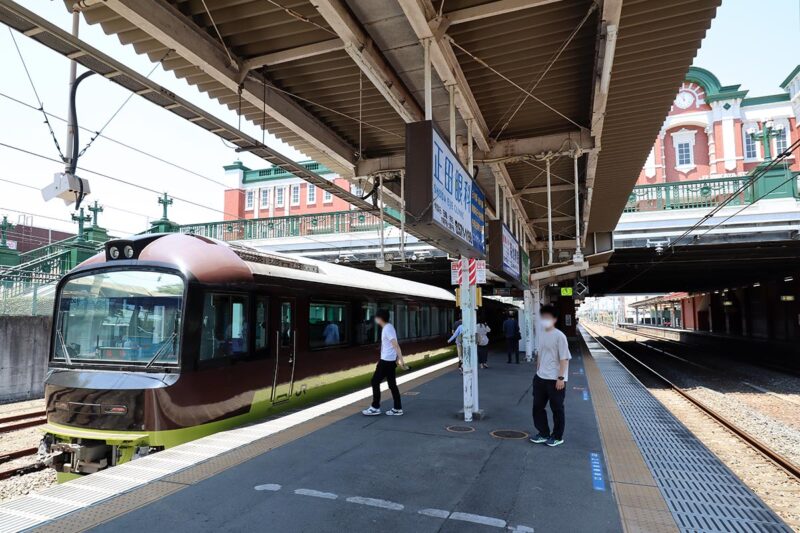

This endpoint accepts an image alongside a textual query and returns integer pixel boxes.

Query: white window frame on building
[260,188,270,209]
[290,184,301,206]
[275,187,285,208]
[245,189,254,210]
[307,184,316,205]
[743,122,760,161]
[323,189,333,204]
[670,128,697,172]
[773,119,790,156]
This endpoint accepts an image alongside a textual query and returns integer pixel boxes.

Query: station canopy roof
[64,0,719,248]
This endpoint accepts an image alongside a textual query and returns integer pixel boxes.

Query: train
[39,232,504,480]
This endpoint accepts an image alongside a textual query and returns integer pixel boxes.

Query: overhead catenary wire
[0,91,230,189]
[7,27,65,161]
[0,141,242,220]
[0,205,130,235]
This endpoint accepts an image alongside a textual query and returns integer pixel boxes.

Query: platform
[0,335,789,532]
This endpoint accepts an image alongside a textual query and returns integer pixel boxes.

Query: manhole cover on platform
[446,425,475,433]
[490,430,529,440]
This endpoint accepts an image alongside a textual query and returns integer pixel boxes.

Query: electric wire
[0,141,241,220]
[491,2,597,140]
[609,138,800,293]
[448,37,588,131]
[0,91,230,188]
[262,0,338,37]
[7,28,65,161]
[200,0,235,66]
[77,50,172,159]
[0,205,129,235]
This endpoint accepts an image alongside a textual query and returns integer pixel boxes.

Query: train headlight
[123,245,134,258]
[109,246,120,259]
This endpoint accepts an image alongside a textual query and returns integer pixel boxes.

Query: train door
[271,298,296,403]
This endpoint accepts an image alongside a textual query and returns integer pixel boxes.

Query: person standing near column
[503,311,520,364]
[530,305,571,447]
[362,309,406,416]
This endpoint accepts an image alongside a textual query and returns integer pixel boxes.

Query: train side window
[395,304,408,339]
[408,304,419,338]
[254,296,270,358]
[357,302,378,344]
[200,293,249,361]
[309,302,349,349]
[421,306,431,337]
[431,306,440,336]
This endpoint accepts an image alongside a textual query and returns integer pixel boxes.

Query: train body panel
[40,234,494,477]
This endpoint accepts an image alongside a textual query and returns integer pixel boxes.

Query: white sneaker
[385,408,404,416]
[362,407,381,416]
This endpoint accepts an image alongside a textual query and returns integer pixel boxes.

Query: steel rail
[582,324,800,482]
[0,447,38,466]
[0,411,48,434]
[0,461,47,481]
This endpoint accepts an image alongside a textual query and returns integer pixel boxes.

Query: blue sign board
[471,183,486,254]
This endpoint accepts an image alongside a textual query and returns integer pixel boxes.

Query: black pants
[478,345,489,365]
[532,374,566,440]
[506,337,519,363]
[371,359,402,410]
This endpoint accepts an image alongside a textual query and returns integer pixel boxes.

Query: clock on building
[674,90,695,109]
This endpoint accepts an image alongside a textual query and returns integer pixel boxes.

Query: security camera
[41,172,91,206]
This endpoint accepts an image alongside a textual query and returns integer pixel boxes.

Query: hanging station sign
[405,121,486,257]
[520,251,530,290]
[487,219,522,287]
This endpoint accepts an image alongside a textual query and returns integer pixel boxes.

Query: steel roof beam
[445,0,563,26]
[311,0,424,124]
[396,0,537,247]
[101,0,356,173]
[240,39,344,75]
[474,130,593,163]
[516,184,574,195]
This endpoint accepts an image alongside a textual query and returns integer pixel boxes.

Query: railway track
[582,323,800,482]
[0,410,47,434]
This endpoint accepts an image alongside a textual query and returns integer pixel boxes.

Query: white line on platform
[254,484,281,491]
[418,508,450,518]
[450,512,507,528]
[346,496,404,510]
[295,489,338,500]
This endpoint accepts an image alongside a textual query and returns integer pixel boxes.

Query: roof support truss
[240,39,344,74]
[101,0,356,173]
[444,0,563,26]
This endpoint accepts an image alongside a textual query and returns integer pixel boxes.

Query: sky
[1,0,798,241]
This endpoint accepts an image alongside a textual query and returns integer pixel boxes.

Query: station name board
[405,121,485,257]
[487,219,522,288]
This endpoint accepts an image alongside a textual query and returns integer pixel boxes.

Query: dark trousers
[532,374,566,439]
[506,337,519,363]
[478,345,489,365]
[371,359,402,410]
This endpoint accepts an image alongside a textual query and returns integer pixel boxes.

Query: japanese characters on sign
[501,223,521,280]
[432,127,475,247]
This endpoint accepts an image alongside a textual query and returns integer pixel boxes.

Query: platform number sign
[451,258,486,285]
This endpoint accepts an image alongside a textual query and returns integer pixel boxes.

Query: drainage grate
[490,430,528,440]
[580,330,791,532]
[446,425,475,433]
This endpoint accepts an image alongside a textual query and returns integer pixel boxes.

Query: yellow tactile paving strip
[34,365,453,533]
[580,339,679,533]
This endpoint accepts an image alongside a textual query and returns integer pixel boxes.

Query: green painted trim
[686,66,722,96]
[706,90,749,103]
[46,346,456,474]
[242,160,334,183]
[223,161,250,172]
[741,93,791,107]
[780,65,800,89]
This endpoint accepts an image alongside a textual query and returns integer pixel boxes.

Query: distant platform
[0,334,788,532]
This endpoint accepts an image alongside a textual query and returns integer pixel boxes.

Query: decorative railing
[179,210,385,242]
[18,235,77,263]
[624,176,758,213]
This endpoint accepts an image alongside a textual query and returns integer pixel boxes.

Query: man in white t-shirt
[362,309,407,416]
[529,304,571,447]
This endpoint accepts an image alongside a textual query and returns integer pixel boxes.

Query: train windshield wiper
[144,332,177,369]
[56,328,73,365]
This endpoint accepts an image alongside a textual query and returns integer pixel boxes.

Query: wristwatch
[557,376,565,381]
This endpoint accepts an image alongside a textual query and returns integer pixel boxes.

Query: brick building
[636,66,800,185]
[222,160,355,220]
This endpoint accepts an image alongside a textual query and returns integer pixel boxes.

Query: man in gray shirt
[530,304,571,447]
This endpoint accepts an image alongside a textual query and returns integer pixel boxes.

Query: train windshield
[54,270,184,367]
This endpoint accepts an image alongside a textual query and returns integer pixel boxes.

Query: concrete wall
[0,316,51,402]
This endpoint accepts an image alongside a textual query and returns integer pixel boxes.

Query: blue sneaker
[545,437,564,447]
[529,433,548,444]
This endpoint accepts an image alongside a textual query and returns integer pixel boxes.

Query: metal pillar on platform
[460,258,479,421]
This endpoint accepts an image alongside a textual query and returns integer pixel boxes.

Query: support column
[460,258,478,421]
[546,158,553,265]
[423,38,432,121]
[524,289,534,361]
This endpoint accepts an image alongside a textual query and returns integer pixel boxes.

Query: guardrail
[179,210,384,241]
[624,176,757,213]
